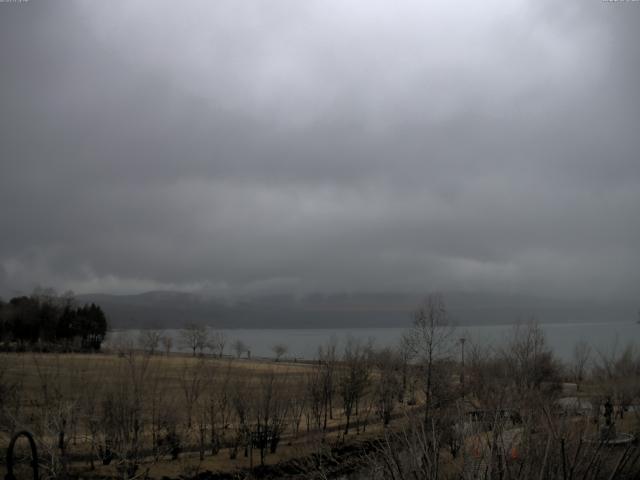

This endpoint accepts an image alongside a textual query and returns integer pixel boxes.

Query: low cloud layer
[1,0,639,300]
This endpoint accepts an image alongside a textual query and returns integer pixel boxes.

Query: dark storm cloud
[1,0,639,299]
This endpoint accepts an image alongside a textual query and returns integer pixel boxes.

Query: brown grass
[0,351,395,479]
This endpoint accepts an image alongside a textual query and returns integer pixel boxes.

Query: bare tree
[110,331,135,357]
[338,338,371,435]
[79,368,105,470]
[180,323,208,357]
[396,335,414,403]
[147,357,172,461]
[265,374,292,455]
[229,377,250,460]
[99,352,151,479]
[372,347,401,426]
[179,359,206,430]
[207,330,226,358]
[289,381,307,437]
[271,343,288,362]
[137,329,162,355]
[318,337,338,429]
[204,361,233,455]
[161,335,173,356]
[31,354,77,479]
[251,370,292,464]
[571,339,592,383]
[232,339,248,359]
[305,365,325,431]
[405,293,454,424]
[503,320,559,392]
[593,342,640,421]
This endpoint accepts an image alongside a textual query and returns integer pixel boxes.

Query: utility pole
[460,337,466,401]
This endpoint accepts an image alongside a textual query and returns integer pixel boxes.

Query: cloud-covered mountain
[78,291,639,329]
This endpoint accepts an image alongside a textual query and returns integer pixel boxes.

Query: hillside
[77,291,639,329]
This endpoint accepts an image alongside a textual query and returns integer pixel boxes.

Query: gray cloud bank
[1,0,639,301]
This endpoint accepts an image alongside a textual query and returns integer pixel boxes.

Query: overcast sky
[1,0,639,300]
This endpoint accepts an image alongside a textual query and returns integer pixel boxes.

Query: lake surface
[109,321,639,362]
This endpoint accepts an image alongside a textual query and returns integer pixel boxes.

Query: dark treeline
[0,288,108,351]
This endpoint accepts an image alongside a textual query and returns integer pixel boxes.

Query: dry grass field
[2,321,640,480]
[0,350,403,479]
[1,351,312,401]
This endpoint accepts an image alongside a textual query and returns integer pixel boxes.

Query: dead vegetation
[1,295,639,479]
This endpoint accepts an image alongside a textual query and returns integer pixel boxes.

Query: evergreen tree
[0,291,108,351]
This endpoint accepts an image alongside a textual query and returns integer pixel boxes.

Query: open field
[0,349,413,479]
[2,319,640,479]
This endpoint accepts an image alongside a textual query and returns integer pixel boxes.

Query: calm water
[109,321,639,362]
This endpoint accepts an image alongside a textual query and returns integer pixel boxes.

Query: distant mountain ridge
[76,291,639,329]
